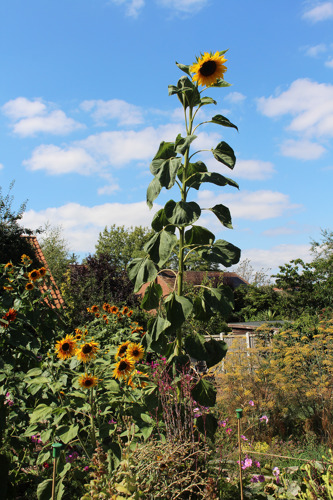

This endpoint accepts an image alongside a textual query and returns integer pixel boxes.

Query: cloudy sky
[1,0,332,273]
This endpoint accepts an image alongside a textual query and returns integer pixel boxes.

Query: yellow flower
[28,269,40,281]
[4,262,14,273]
[21,254,32,266]
[55,335,77,360]
[113,358,135,380]
[76,341,99,363]
[190,51,227,87]
[25,282,34,291]
[110,305,119,314]
[115,341,130,359]
[78,373,99,390]
[38,267,47,277]
[90,305,99,313]
[127,343,144,362]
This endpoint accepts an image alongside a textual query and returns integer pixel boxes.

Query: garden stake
[51,443,62,500]
[236,409,244,500]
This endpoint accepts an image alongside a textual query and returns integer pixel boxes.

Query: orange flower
[91,305,99,313]
[25,282,34,291]
[110,306,119,314]
[1,308,17,327]
[122,306,129,315]
[28,269,40,281]
[38,267,47,277]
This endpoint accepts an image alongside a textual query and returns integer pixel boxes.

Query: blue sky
[1,0,333,274]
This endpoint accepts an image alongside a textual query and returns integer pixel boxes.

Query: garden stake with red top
[236,408,244,500]
[51,443,62,500]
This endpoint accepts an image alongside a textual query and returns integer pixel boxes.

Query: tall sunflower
[28,269,40,281]
[113,358,134,380]
[78,373,98,390]
[115,341,130,359]
[55,335,77,360]
[190,51,227,87]
[127,343,144,362]
[76,341,99,363]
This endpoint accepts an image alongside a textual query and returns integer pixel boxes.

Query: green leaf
[153,141,176,160]
[127,257,158,293]
[37,450,51,466]
[105,379,121,393]
[144,230,178,267]
[146,177,162,209]
[169,76,201,108]
[175,61,191,76]
[185,335,228,368]
[148,315,172,342]
[26,368,42,377]
[211,141,236,169]
[208,204,233,229]
[108,443,122,471]
[151,208,175,232]
[30,404,54,424]
[165,293,193,330]
[37,479,52,500]
[150,157,182,190]
[141,282,163,311]
[199,96,217,106]
[191,378,216,407]
[185,226,215,246]
[26,376,50,386]
[203,286,234,317]
[140,413,155,425]
[212,79,232,88]
[210,114,238,131]
[196,414,218,441]
[187,171,239,191]
[175,133,197,156]
[199,239,241,267]
[164,200,201,226]
[57,424,79,444]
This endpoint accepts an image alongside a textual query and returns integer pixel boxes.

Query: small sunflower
[122,306,129,315]
[90,305,99,313]
[113,357,135,380]
[78,373,99,390]
[127,343,144,362]
[28,269,40,281]
[76,341,99,363]
[4,262,14,273]
[190,51,227,87]
[102,302,111,312]
[55,335,77,360]
[127,310,133,317]
[2,308,17,327]
[38,267,47,277]
[25,282,34,291]
[110,305,119,314]
[115,341,130,359]
[21,254,33,266]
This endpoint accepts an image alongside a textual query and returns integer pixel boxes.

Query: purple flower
[108,419,116,424]
[4,392,14,406]
[83,466,89,471]
[249,400,254,406]
[258,475,265,482]
[259,415,269,423]
[273,467,280,484]
[225,427,232,435]
[254,460,261,468]
[250,476,258,483]
[242,457,252,470]
[240,435,248,441]
[218,419,228,427]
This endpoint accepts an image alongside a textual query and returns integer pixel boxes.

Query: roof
[23,236,65,309]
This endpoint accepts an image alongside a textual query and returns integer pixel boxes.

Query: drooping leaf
[144,230,177,267]
[185,335,228,368]
[208,204,233,229]
[199,96,217,106]
[202,286,234,317]
[57,424,79,444]
[175,62,191,76]
[164,200,201,226]
[211,141,236,169]
[199,239,241,267]
[165,293,193,330]
[37,480,52,500]
[141,282,163,311]
[152,141,176,160]
[210,114,238,131]
[127,257,158,293]
[191,378,216,407]
[148,315,172,342]
[175,133,197,156]
[212,79,232,88]
[184,226,215,246]
[150,157,182,190]
[146,177,162,209]
[169,76,201,108]
[186,171,239,190]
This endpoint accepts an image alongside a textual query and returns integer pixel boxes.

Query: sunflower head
[21,254,33,266]
[25,282,34,291]
[76,341,99,363]
[122,306,129,315]
[115,341,130,359]
[113,357,135,380]
[127,343,145,362]
[110,305,119,314]
[190,51,227,87]
[55,335,77,360]
[4,262,14,273]
[78,373,99,390]
[90,305,99,313]
[28,269,40,281]
[38,267,47,277]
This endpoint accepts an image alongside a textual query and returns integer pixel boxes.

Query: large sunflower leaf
[164,200,201,226]
[127,257,158,293]
[210,114,238,131]
[165,292,193,330]
[191,378,216,407]
[180,160,207,184]
[199,239,241,267]
[151,157,182,190]
[153,141,176,160]
[143,230,178,267]
[170,76,201,108]
[141,282,163,311]
[175,62,191,76]
[184,226,215,246]
[211,141,236,169]
[148,315,172,342]
[151,208,175,232]
[186,171,239,190]
[208,204,233,229]
[212,79,232,88]
[185,335,228,368]
[175,133,197,156]
[146,177,162,209]
[203,286,234,317]
[199,96,217,106]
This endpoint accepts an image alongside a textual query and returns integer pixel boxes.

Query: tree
[0,181,40,265]
[233,258,271,286]
[95,225,154,270]
[39,223,77,286]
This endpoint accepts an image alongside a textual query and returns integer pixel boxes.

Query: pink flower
[273,467,280,484]
[218,418,228,427]
[83,466,89,471]
[242,457,252,469]
[259,415,269,423]
[249,400,254,406]
[254,460,261,468]
[225,427,232,435]
[240,435,248,441]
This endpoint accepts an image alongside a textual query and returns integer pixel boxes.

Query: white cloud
[232,159,275,180]
[242,244,312,274]
[0,163,3,170]
[80,99,144,126]
[2,97,83,137]
[304,43,327,57]
[224,92,246,104]
[22,201,161,253]
[156,0,208,14]
[109,0,145,17]
[302,2,333,22]
[280,139,326,159]
[325,57,333,67]
[23,145,97,175]
[197,189,300,221]
[257,78,333,139]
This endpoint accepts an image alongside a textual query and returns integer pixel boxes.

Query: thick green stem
[90,387,97,450]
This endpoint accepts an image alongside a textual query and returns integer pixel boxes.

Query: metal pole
[236,409,244,500]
